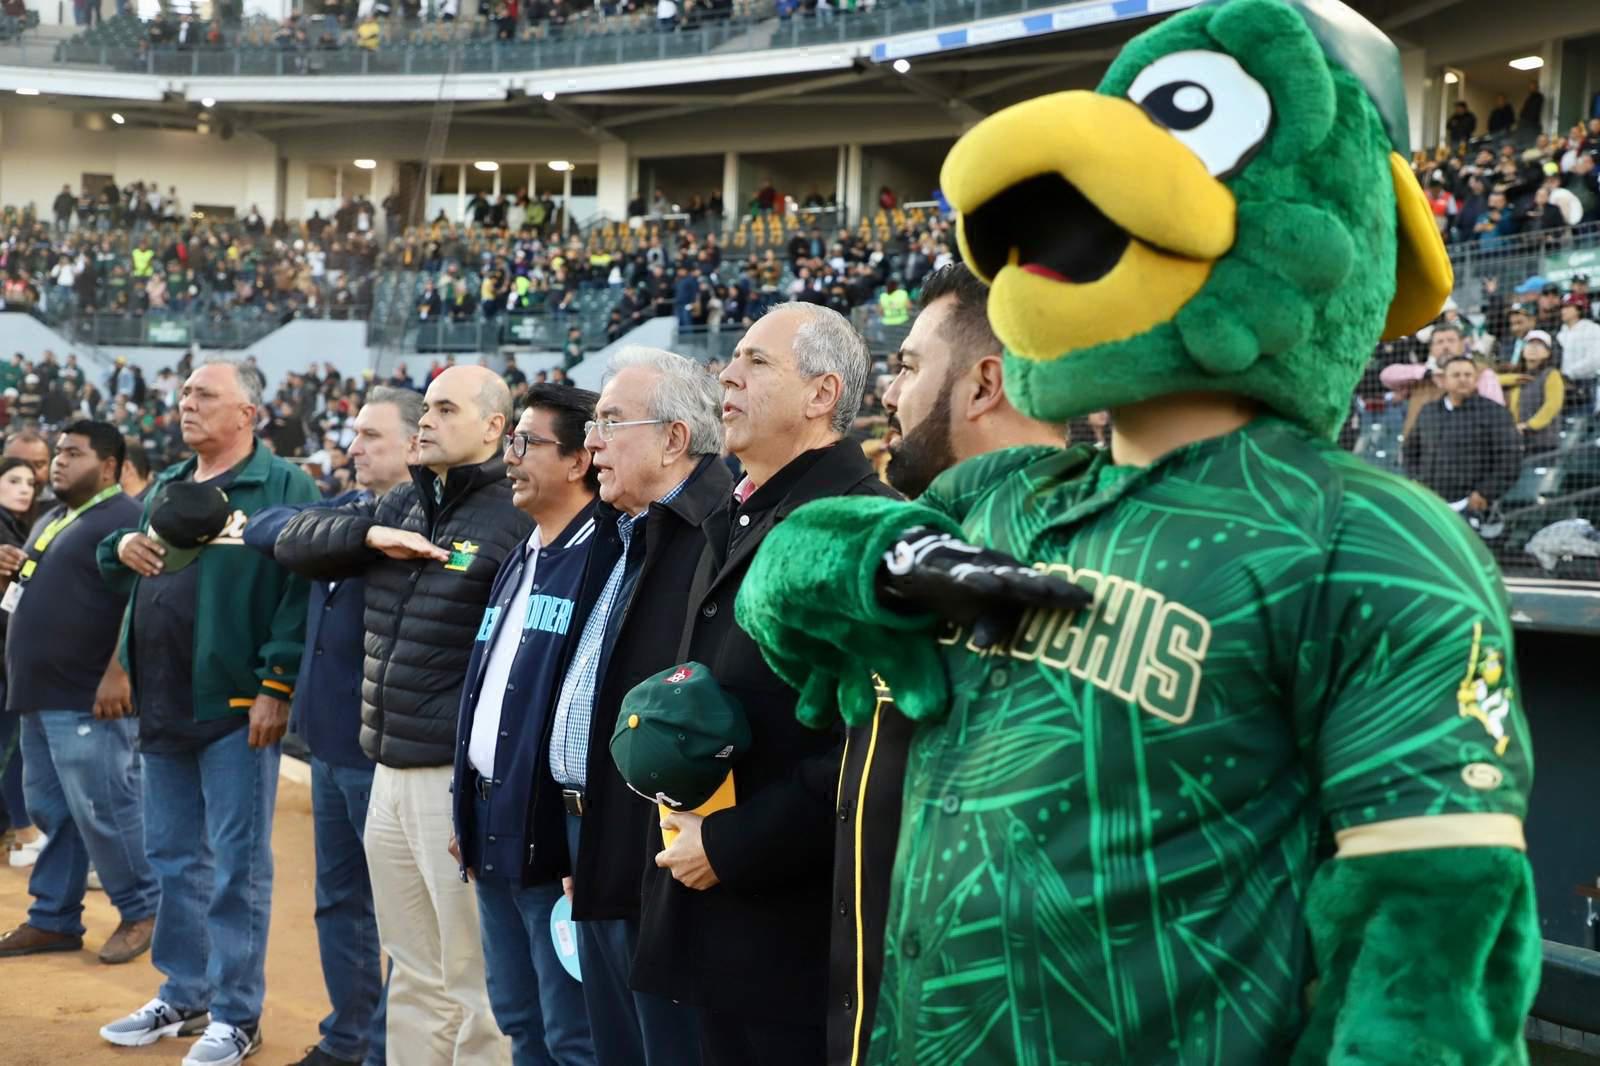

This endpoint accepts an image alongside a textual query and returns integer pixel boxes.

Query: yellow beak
[942,91,1237,359]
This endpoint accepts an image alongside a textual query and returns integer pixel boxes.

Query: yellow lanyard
[19,486,120,581]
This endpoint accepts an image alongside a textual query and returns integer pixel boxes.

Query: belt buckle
[562,789,585,817]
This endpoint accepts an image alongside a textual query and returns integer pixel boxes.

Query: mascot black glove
[878,527,1091,647]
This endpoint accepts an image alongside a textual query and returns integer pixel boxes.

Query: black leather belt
[473,776,493,801]
[562,788,586,816]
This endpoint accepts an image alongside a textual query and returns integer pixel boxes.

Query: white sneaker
[99,998,210,1047]
[86,866,102,891]
[182,1022,262,1066]
[8,833,46,868]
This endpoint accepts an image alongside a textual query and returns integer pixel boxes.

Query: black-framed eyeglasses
[503,432,561,459]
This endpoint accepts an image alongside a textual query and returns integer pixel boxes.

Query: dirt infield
[0,770,334,1066]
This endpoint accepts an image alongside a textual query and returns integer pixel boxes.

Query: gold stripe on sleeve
[1334,812,1525,858]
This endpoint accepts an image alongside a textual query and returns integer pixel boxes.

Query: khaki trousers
[365,763,510,1066]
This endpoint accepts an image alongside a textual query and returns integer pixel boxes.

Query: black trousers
[698,1007,825,1066]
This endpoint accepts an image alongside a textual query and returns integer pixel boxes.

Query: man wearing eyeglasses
[447,384,600,1066]
[273,365,530,1066]
[533,346,730,1066]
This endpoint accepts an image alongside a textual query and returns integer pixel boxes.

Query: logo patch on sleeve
[1457,623,1513,757]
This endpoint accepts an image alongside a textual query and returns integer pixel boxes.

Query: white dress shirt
[468,529,542,776]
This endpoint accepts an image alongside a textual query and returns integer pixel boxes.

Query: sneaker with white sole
[8,833,46,868]
[182,1022,262,1066]
[99,998,210,1047]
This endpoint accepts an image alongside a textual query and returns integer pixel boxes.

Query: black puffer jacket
[274,459,533,768]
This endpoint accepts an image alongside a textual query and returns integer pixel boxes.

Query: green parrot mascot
[733,0,1542,1062]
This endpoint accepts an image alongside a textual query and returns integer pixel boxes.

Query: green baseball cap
[611,662,750,811]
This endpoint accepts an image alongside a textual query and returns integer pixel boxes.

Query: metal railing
[55,310,289,348]
[412,313,604,352]
[1448,222,1600,300]
[14,0,1060,75]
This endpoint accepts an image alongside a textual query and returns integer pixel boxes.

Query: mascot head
[941,0,1453,438]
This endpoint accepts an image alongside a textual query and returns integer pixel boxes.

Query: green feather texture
[733,494,962,728]
[1004,0,1397,439]
[1293,848,1540,1066]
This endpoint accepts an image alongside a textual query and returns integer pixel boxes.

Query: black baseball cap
[148,481,231,572]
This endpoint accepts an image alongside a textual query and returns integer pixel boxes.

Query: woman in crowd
[1505,330,1566,453]
[0,456,39,865]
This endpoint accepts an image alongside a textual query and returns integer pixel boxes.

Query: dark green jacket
[97,443,320,722]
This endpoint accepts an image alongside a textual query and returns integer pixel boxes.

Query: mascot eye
[1127,50,1272,179]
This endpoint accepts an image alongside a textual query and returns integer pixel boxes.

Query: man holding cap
[97,359,318,1066]
[0,421,154,966]
[537,347,726,1066]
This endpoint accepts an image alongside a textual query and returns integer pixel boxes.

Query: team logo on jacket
[666,666,694,684]
[444,540,479,572]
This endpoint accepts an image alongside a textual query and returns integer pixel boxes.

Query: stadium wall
[0,104,280,220]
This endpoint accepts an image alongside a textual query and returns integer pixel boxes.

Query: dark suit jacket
[244,490,372,769]
[532,455,733,919]
[631,439,897,1026]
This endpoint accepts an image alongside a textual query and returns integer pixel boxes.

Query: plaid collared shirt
[548,475,689,789]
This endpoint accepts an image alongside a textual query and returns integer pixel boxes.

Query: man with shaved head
[276,365,532,1065]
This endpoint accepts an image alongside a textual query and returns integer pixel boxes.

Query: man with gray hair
[536,345,729,1066]
[96,359,320,1066]
[634,303,895,1065]
[241,384,423,1066]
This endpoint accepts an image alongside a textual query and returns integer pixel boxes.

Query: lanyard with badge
[0,486,121,614]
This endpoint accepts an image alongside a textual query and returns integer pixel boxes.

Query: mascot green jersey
[732,0,1542,1063]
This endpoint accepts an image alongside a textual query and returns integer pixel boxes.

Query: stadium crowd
[0,182,943,349]
[1411,108,1600,242]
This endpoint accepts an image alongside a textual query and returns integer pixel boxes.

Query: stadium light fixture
[353,159,377,170]
[548,160,572,172]
[474,161,499,172]
[1442,71,1458,85]
[14,87,38,96]
[111,112,125,124]
[201,96,216,107]
[892,58,910,74]
[542,90,556,101]
[1508,56,1543,71]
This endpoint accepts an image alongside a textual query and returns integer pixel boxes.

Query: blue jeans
[476,795,594,1066]
[311,758,387,1066]
[144,727,279,1027]
[0,708,31,833]
[21,711,157,935]
[564,815,699,1066]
